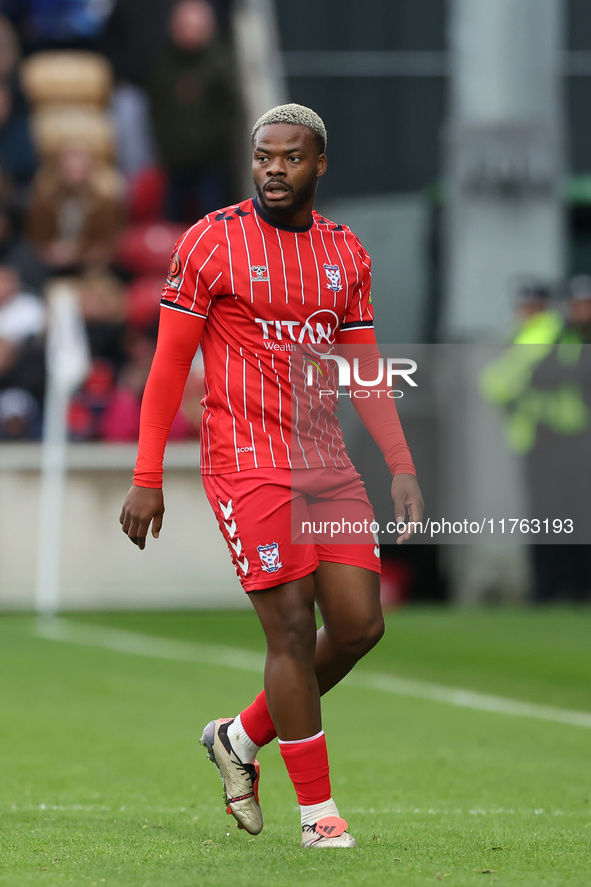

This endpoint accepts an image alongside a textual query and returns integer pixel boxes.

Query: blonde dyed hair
[251,103,327,153]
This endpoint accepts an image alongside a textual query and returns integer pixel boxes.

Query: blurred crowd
[0,0,240,442]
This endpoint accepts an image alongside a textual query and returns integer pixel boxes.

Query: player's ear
[317,153,327,178]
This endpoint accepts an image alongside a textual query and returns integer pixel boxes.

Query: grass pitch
[1,607,590,886]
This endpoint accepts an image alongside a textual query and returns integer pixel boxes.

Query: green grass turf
[1,607,591,886]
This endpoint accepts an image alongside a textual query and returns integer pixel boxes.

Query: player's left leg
[236,561,382,735]
[313,561,384,693]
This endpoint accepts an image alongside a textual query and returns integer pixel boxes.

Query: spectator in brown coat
[26,142,125,275]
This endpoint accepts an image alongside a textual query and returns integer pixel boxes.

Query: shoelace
[234,760,257,785]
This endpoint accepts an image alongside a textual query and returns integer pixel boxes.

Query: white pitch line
[36,616,266,672]
[2,803,581,818]
[345,671,591,730]
[35,617,591,730]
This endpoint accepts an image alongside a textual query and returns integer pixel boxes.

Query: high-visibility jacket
[480,312,589,453]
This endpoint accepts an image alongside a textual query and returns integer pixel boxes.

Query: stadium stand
[0,3,239,442]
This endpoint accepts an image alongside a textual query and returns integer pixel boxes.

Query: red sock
[239,690,277,748]
[278,732,331,806]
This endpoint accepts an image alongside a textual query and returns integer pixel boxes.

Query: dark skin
[120,121,424,739]
[252,122,327,226]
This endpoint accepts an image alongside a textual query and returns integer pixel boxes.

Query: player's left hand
[391,474,424,545]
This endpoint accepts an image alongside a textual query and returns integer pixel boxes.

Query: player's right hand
[119,485,165,550]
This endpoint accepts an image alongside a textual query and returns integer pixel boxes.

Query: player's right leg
[199,716,263,834]
[199,469,320,837]
[222,561,380,838]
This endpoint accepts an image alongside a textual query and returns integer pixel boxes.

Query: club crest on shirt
[257,542,283,573]
[323,263,343,292]
[251,264,269,281]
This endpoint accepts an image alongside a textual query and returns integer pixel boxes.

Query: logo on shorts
[251,264,269,281]
[257,542,283,573]
[323,264,342,292]
[373,528,380,559]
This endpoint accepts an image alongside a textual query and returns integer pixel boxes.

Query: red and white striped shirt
[160,197,375,474]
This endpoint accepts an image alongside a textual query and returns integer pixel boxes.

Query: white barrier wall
[0,443,246,610]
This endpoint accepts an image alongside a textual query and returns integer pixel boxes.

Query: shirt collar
[252,196,313,233]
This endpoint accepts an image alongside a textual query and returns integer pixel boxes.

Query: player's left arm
[339,325,424,543]
[390,475,424,545]
[337,244,423,542]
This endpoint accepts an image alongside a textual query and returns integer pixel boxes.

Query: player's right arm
[119,306,205,549]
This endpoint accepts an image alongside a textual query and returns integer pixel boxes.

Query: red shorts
[202,465,381,592]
